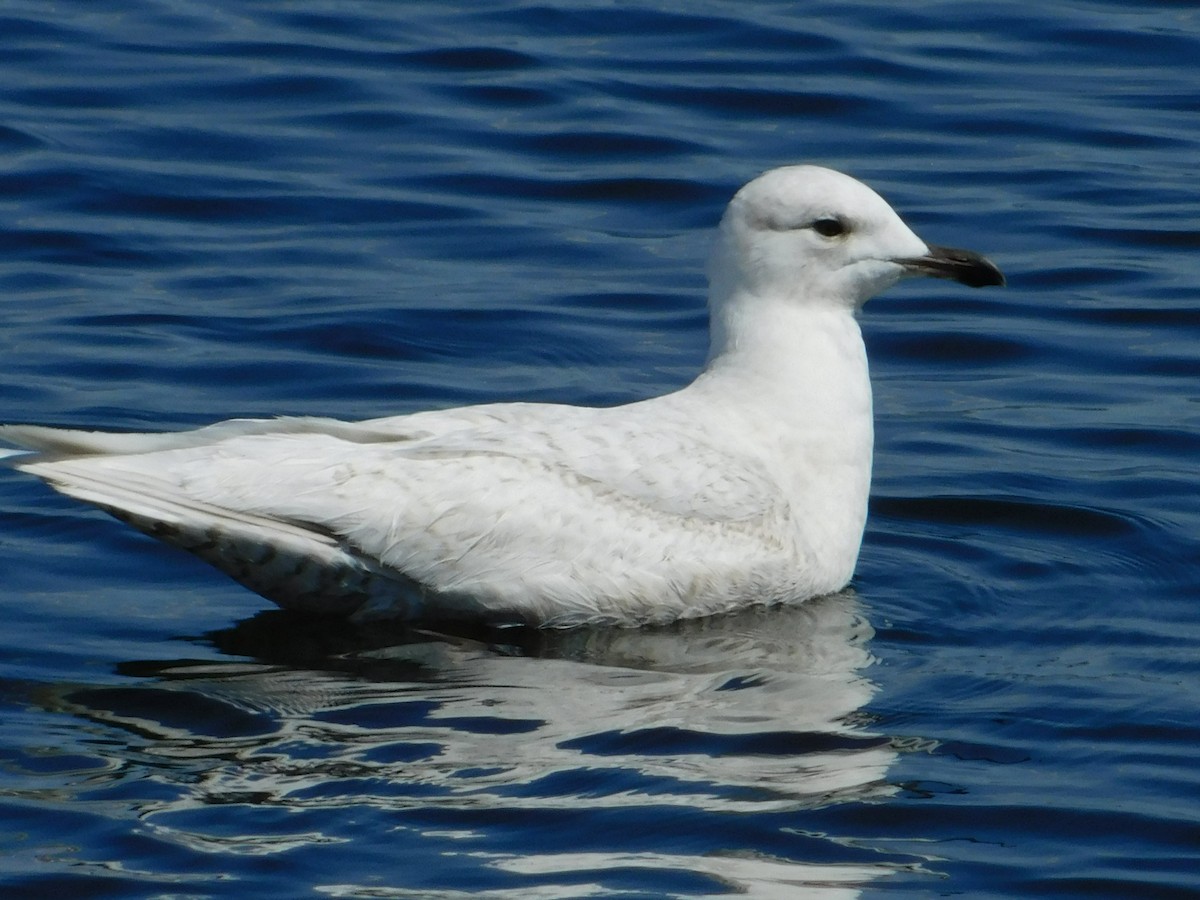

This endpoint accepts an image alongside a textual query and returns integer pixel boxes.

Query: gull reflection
[39,590,903,896]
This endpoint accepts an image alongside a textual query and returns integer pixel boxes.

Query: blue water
[1,1,1198,896]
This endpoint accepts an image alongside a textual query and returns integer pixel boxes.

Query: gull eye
[811,218,847,238]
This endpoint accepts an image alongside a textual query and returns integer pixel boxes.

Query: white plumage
[1,166,1003,627]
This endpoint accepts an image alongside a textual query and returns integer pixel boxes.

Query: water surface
[1,2,1198,897]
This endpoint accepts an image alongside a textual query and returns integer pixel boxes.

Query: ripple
[876,494,1137,541]
[400,46,541,72]
[3,1,1200,897]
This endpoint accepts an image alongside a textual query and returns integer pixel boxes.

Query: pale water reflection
[33,591,903,897]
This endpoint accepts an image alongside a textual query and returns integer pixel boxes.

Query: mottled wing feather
[8,401,790,623]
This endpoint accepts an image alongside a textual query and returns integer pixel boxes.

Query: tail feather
[0,416,411,462]
[1,421,269,458]
[18,456,422,619]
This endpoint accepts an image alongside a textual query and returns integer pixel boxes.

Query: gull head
[708,165,1004,312]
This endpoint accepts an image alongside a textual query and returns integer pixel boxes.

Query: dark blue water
[2,1,1198,897]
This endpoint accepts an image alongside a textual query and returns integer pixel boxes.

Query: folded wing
[2,403,793,625]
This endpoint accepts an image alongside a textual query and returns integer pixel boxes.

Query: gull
[0,166,1004,627]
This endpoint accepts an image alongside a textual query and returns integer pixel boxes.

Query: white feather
[1,165,1002,626]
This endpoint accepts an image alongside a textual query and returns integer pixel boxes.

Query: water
[1,1,1198,896]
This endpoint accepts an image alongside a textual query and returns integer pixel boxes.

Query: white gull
[0,166,1004,627]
